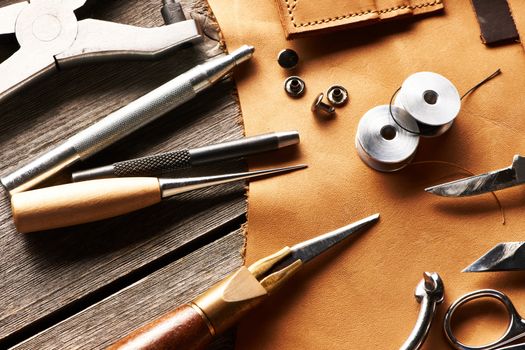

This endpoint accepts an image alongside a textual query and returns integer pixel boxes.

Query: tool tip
[362,213,380,223]
[424,185,455,197]
[276,131,300,148]
[461,265,481,273]
[231,45,255,65]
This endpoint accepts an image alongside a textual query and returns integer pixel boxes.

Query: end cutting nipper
[0,0,201,101]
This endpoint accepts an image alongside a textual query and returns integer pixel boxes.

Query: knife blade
[425,155,525,197]
[463,242,525,272]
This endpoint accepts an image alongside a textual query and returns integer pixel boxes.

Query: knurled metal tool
[0,0,201,101]
[425,155,525,197]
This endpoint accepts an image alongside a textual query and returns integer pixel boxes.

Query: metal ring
[326,85,348,106]
[444,289,525,350]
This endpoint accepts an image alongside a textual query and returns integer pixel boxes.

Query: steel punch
[0,0,201,101]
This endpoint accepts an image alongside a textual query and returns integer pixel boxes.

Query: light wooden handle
[107,304,213,350]
[11,178,162,233]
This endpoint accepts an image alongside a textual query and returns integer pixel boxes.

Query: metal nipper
[0,0,201,101]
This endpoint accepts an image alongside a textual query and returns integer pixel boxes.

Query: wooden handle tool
[107,215,380,350]
[10,165,307,233]
[107,305,213,350]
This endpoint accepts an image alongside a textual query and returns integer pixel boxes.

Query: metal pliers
[0,0,201,101]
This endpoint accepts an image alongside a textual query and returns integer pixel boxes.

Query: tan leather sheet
[207,0,525,348]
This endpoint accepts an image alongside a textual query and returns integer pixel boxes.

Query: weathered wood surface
[0,0,246,348]
[12,229,245,350]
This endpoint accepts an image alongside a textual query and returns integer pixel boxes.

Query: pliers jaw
[0,0,201,102]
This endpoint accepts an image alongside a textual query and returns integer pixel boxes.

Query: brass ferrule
[192,247,303,336]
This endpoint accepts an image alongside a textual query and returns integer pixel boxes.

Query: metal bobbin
[394,72,461,137]
[355,105,420,172]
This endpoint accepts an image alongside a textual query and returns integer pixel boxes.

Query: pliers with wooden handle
[0,0,201,102]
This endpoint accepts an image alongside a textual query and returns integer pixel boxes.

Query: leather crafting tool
[71,131,300,181]
[0,0,201,102]
[425,155,525,197]
[463,241,525,272]
[401,272,444,350]
[107,214,379,350]
[1,45,255,194]
[444,289,525,350]
[10,164,306,233]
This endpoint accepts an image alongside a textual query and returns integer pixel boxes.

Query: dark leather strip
[471,0,520,45]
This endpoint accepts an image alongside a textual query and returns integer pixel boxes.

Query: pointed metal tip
[462,264,487,273]
[369,213,380,221]
[275,131,300,148]
[247,164,307,177]
[424,185,456,197]
[291,214,379,264]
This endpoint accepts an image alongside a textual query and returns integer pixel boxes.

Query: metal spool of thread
[394,72,461,137]
[356,105,420,172]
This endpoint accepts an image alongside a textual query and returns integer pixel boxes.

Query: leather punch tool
[0,0,201,101]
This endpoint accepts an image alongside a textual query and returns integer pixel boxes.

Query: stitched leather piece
[207,0,525,348]
[273,0,444,39]
[508,0,525,49]
[471,0,519,45]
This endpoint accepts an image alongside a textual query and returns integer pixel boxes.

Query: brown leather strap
[471,0,519,45]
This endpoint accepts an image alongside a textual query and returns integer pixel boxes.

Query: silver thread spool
[355,105,420,172]
[395,72,461,137]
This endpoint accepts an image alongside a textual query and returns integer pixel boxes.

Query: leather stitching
[284,0,443,28]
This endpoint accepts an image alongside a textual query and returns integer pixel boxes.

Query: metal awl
[10,164,306,233]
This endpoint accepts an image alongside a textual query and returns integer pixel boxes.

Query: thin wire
[388,86,422,135]
[410,160,506,225]
[461,69,502,100]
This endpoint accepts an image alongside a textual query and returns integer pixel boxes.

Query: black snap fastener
[277,49,299,69]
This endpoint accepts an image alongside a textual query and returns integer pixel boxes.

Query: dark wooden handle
[107,304,213,350]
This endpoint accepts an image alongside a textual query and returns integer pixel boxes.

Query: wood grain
[12,178,162,233]
[12,229,245,350]
[0,0,246,348]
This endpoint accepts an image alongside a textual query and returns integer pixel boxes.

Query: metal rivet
[311,93,335,117]
[327,85,349,106]
[277,49,299,69]
[284,76,305,98]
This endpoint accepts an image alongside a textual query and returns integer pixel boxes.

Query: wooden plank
[12,228,246,349]
[0,0,247,345]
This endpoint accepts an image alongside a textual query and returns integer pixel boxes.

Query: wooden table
[0,0,246,348]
